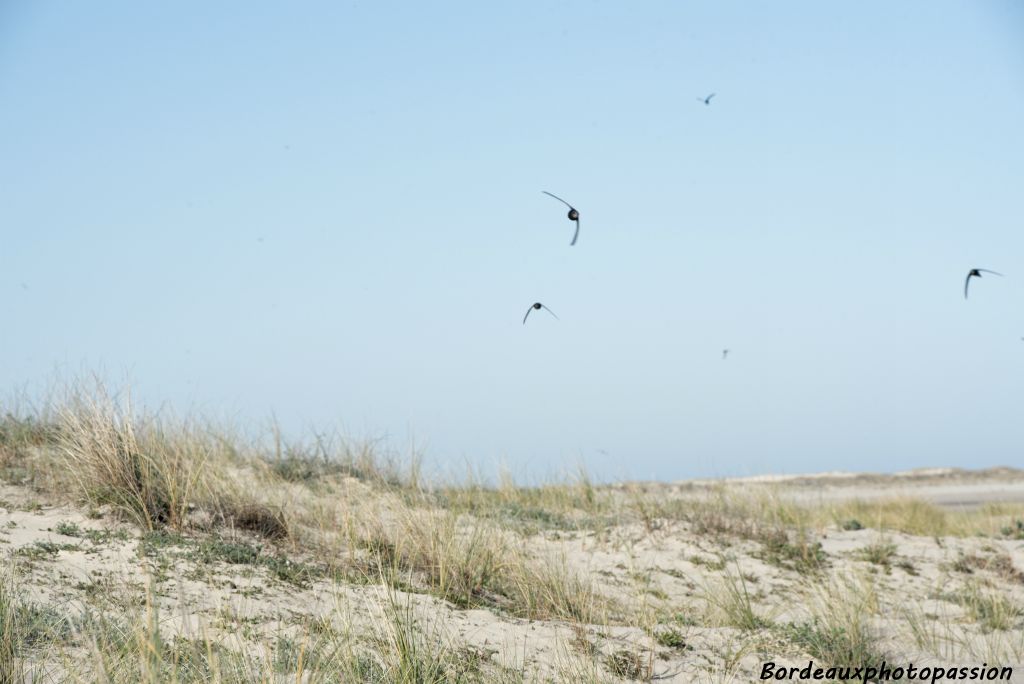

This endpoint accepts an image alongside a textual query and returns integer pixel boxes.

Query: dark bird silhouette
[523,302,558,325]
[697,93,716,105]
[542,191,580,246]
[964,268,1003,299]
[722,349,729,360]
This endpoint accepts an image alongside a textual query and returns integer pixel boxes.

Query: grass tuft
[857,540,897,569]
[705,571,772,631]
[784,572,885,666]
[57,390,208,530]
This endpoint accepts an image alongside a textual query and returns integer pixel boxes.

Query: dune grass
[703,570,774,631]
[782,572,885,666]
[0,565,513,683]
[1,382,1024,681]
[0,569,20,684]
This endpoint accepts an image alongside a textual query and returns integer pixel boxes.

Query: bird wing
[523,307,534,324]
[978,269,1004,276]
[706,93,716,101]
[570,219,580,246]
[540,304,559,320]
[542,191,574,210]
[965,273,973,299]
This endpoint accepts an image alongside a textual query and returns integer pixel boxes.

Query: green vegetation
[1000,519,1024,540]
[781,619,886,667]
[936,583,1022,633]
[857,540,897,568]
[54,520,81,537]
[653,626,690,650]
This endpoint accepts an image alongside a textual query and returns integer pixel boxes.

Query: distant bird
[523,302,558,325]
[722,349,729,360]
[697,93,716,106]
[964,268,1003,299]
[542,191,580,246]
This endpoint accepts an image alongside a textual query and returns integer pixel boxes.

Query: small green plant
[782,618,885,666]
[1000,519,1024,540]
[138,529,187,557]
[84,528,129,545]
[15,540,78,560]
[193,538,261,565]
[654,627,691,650]
[841,519,863,531]
[671,610,700,627]
[857,541,897,568]
[262,555,323,588]
[758,529,826,574]
[55,521,81,537]
[688,554,726,571]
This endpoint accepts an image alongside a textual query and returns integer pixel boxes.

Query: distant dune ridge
[675,467,1024,511]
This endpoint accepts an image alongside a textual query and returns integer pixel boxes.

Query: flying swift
[523,302,559,325]
[964,268,1003,299]
[541,191,580,246]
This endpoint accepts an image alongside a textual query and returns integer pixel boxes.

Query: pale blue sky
[2,2,1023,481]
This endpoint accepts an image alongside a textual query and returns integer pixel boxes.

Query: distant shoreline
[663,466,1024,510]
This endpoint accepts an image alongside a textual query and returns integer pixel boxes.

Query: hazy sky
[2,2,1023,482]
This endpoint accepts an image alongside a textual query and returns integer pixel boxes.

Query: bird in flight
[697,93,716,106]
[542,191,580,246]
[523,302,559,325]
[722,349,730,360]
[964,268,1003,299]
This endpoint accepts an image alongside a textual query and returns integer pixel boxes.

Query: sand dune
[2,444,1023,682]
